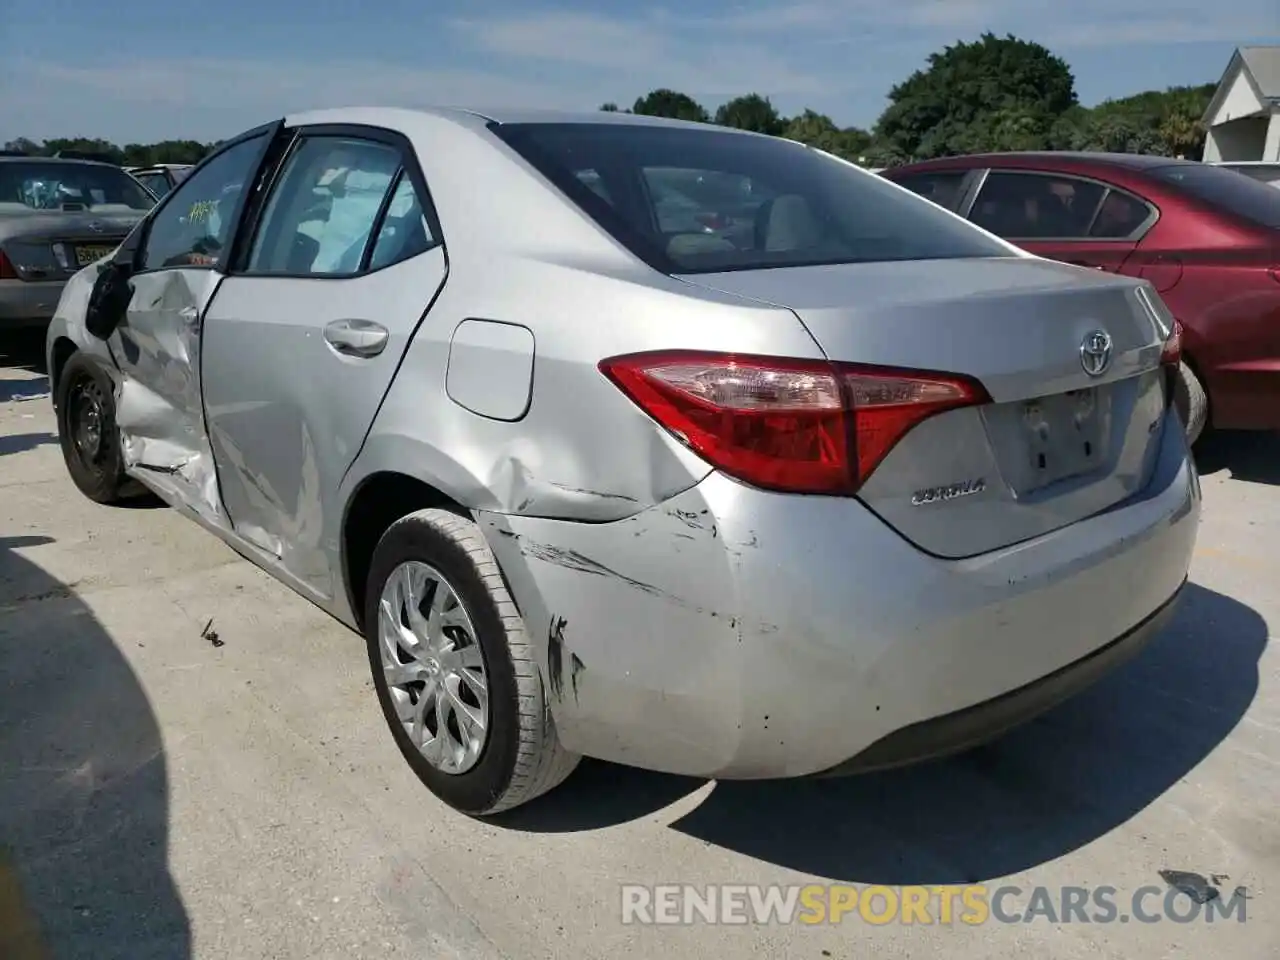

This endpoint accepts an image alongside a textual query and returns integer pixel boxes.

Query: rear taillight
[0,250,18,280]
[598,351,989,495]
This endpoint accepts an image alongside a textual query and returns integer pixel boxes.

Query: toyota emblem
[87,220,105,233]
[1080,329,1112,377]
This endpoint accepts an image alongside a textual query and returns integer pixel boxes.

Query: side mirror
[84,260,134,340]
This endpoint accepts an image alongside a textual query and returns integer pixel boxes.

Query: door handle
[324,318,389,358]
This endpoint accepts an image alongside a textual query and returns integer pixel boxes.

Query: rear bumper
[480,409,1200,780]
[816,581,1184,776]
[0,279,65,328]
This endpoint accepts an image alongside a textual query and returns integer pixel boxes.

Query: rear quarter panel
[1128,190,1280,429]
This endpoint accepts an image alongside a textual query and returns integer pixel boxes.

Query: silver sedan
[46,107,1199,816]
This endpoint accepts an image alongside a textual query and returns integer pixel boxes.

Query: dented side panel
[477,497,749,775]
[200,248,449,600]
[112,268,226,525]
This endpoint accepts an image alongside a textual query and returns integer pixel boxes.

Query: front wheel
[363,508,580,816]
[54,352,130,504]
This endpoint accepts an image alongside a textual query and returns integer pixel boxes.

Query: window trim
[126,120,283,277]
[961,168,1160,244]
[888,169,979,213]
[229,123,445,281]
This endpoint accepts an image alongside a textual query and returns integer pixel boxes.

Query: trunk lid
[0,211,141,281]
[676,256,1174,557]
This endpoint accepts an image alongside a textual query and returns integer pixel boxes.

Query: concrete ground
[1,331,1276,960]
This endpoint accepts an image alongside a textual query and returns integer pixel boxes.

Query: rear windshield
[1217,164,1280,186]
[490,122,1011,274]
[0,160,156,213]
[1148,163,1280,228]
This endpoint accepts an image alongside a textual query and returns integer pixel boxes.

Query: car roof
[0,155,120,168]
[894,151,1198,173]
[282,104,766,135]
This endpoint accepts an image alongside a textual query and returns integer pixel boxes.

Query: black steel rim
[69,374,108,468]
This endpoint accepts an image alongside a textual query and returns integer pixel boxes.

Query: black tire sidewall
[1173,363,1207,445]
[363,514,522,815]
[55,353,126,503]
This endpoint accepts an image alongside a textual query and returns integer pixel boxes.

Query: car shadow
[0,332,51,403]
[1195,430,1280,486]
[0,378,50,404]
[497,583,1267,884]
[0,536,191,957]
[0,330,48,373]
[0,432,57,457]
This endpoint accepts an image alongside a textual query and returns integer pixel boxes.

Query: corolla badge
[1080,329,1113,377]
[911,477,987,506]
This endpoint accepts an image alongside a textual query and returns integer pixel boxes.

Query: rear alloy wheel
[1172,362,1208,447]
[363,508,580,816]
[54,352,130,504]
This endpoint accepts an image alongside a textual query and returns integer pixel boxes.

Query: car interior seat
[753,194,821,251]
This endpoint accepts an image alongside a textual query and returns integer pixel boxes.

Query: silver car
[46,108,1200,817]
[1,156,154,332]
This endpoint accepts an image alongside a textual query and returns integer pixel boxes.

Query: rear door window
[246,136,401,276]
[969,172,1107,240]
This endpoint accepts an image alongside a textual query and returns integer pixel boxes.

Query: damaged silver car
[47,108,1200,817]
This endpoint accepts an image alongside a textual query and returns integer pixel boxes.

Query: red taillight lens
[0,250,18,280]
[1160,320,1182,368]
[598,351,989,495]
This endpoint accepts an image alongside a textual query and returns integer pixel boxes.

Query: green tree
[714,93,785,135]
[954,105,1053,153]
[875,33,1077,159]
[600,102,619,112]
[632,89,710,123]
[783,110,872,161]
[1050,83,1215,158]
[2,137,40,155]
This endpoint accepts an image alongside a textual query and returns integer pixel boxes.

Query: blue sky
[1,0,1277,144]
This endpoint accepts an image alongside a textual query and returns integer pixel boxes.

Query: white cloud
[3,0,1276,142]
[448,11,831,98]
[1,57,587,141]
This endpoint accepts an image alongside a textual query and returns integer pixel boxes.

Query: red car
[882,153,1280,443]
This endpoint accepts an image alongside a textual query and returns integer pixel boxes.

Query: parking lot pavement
[1,335,1277,960]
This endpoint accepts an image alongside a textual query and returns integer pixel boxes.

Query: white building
[1202,46,1280,162]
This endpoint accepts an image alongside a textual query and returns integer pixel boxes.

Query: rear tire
[54,352,130,504]
[1173,362,1208,447]
[363,508,580,816]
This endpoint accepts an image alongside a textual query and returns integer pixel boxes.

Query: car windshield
[1217,163,1280,185]
[0,160,156,213]
[1148,163,1280,227]
[490,122,1011,274]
